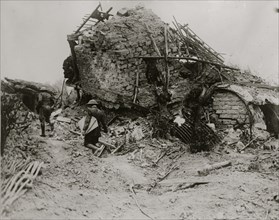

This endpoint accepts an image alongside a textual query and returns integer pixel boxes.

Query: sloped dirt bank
[2,117,279,219]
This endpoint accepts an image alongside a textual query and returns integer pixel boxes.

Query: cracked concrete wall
[74,6,190,109]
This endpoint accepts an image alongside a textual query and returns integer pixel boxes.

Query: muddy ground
[1,112,279,220]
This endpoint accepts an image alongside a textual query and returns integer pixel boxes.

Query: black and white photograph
[1,0,278,219]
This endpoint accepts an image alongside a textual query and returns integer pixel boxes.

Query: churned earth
[2,117,279,220]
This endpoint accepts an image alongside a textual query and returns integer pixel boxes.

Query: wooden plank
[135,56,239,71]
[180,24,223,63]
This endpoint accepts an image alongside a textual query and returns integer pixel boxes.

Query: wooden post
[164,24,170,90]
[173,17,189,56]
[67,40,80,82]
[145,24,162,56]
[133,61,140,103]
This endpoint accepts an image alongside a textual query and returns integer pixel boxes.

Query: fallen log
[197,161,232,176]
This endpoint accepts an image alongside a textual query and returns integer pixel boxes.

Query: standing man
[36,92,55,137]
[83,99,108,154]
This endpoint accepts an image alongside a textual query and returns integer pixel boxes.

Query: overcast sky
[1,1,278,84]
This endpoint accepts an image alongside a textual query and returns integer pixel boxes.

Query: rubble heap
[64,5,279,146]
[67,5,227,109]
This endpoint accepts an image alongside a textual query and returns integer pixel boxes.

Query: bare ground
[2,119,279,220]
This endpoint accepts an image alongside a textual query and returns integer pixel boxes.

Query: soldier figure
[36,92,55,137]
[83,99,108,153]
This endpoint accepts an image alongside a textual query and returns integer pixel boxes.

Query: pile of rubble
[63,4,279,149]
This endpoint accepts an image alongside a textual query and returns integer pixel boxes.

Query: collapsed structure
[62,4,278,143]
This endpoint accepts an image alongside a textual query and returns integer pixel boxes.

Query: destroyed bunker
[64,5,279,147]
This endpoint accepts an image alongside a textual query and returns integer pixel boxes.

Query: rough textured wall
[212,91,249,127]
[74,6,190,108]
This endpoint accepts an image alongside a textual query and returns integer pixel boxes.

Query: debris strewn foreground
[1,4,279,219]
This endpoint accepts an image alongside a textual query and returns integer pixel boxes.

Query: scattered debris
[1,4,279,220]
[56,116,71,123]
[131,126,145,141]
[1,160,44,215]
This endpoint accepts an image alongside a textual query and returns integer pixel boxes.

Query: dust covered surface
[1,106,279,220]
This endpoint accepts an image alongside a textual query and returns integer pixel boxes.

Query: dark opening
[22,94,38,113]
[259,104,279,138]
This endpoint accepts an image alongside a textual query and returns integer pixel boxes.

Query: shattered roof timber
[171,17,224,64]
[75,3,113,34]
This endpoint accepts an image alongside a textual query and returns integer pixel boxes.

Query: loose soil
[2,119,279,220]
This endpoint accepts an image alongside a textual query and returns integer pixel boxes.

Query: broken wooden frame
[75,3,113,34]
[172,16,224,64]
[67,4,114,86]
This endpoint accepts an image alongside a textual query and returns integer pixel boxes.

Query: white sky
[1,1,278,84]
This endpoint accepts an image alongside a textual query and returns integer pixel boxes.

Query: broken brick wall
[212,90,269,130]
[74,6,190,109]
[212,91,249,128]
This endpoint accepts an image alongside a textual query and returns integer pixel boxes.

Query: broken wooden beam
[56,116,71,123]
[135,56,239,71]
[75,4,101,33]
[99,140,116,150]
[111,143,125,154]
[197,161,232,176]
[172,181,209,192]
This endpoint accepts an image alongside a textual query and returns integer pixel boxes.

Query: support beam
[136,56,239,71]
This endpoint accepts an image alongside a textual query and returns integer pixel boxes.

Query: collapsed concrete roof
[66,5,278,111]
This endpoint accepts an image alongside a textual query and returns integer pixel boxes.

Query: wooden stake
[145,24,161,56]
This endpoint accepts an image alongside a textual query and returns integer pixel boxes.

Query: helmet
[86,99,98,106]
